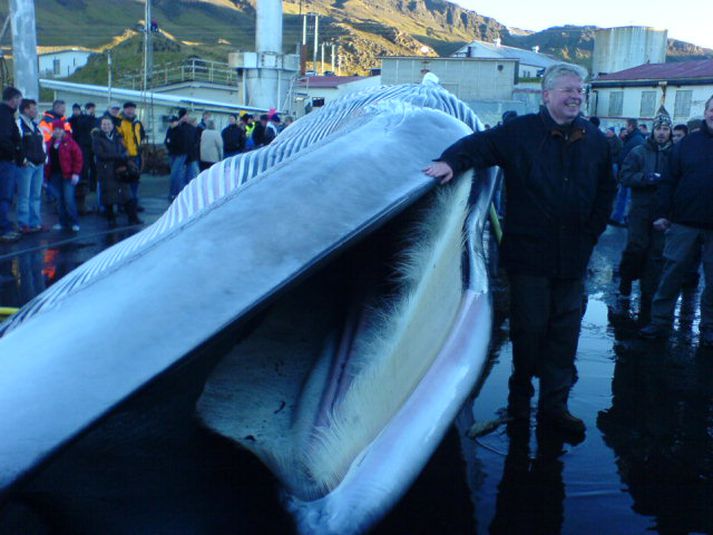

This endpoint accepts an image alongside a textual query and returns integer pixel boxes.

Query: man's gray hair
[541,63,589,91]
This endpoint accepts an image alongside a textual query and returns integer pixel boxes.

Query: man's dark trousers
[508,275,584,416]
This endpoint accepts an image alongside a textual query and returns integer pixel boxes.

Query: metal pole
[312,15,318,72]
[331,43,335,73]
[302,14,307,46]
[107,50,113,107]
[320,42,325,75]
[9,0,39,99]
[143,0,153,92]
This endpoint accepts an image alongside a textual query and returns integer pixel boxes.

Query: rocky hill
[0,0,710,79]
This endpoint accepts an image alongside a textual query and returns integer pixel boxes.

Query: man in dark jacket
[166,110,190,200]
[640,95,713,346]
[222,114,246,157]
[610,119,645,226]
[616,109,674,320]
[0,86,22,242]
[16,98,47,233]
[424,64,615,438]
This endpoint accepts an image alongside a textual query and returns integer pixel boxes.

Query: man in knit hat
[640,95,713,346]
[615,107,674,322]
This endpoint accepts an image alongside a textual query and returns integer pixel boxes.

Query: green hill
[0,0,710,84]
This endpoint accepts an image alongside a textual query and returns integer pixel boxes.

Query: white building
[292,75,381,117]
[450,39,561,79]
[38,48,93,78]
[590,59,713,127]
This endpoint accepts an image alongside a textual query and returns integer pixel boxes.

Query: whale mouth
[196,171,475,502]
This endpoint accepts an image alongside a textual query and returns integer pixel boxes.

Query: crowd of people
[0,84,294,240]
[0,87,148,241]
[164,109,291,201]
[596,99,713,347]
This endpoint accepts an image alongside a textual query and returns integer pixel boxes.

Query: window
[674,90,692,118]
[52,59,61,75]
[608,91,623,116]
[640,91,656,117]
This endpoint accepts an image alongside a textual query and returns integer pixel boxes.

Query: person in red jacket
[45,120,83,231]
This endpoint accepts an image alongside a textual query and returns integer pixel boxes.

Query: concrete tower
[10,0,40,99]
[592,27,668,78]
[230,0,299,110]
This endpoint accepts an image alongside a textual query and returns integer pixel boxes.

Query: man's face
[52,128,64,140]
[7,95,21,110]
[25,104,37,119]
[653,125,671,145]
[110,107,120,117]
[54,103,66,116]
[123,106,136,119]
[228,116,236,125]
[605,129,614,138]
[72,108,80,117]
[543,74,584,125]
[705,101,713,132]
[672,129,686,144]
[87,106,95,116]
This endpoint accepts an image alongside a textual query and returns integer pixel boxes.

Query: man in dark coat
[616,108,674,321]
[0,86,22,242]
[222,114,245,157]
[640,95,713,346]
[424,64,615,439]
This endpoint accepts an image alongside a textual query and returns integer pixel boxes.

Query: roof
[39,79,269,113]
[595,60,713,82]
[451,40,560,69]
[296,76,366,89]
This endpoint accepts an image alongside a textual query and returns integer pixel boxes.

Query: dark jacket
[221,124,246,154]
[165,122,191,156]
[71,113,100,148]
[92,129,130,206]
[606,134,623,164]
[439,107,615,278]
[656,122,713,229]
[186,123,201,163]
[17,115,46,166]
[619,128,645,168]
[0,103,21,163]
[252,121,276,147]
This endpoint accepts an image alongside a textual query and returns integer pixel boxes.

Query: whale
[0,84,495,533]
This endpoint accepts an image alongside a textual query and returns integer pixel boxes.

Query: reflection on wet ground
[1,201,712,534]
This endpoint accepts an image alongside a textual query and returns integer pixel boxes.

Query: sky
[452,0,713,50]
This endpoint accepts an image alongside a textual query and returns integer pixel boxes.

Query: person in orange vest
[39,100,72,142]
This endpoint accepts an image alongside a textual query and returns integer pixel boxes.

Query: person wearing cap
[615,108,674,321]
[420,67,440,86]
[39,99,72,143]
[640,94,713,346]
[45,119,83,232]
[105,103,122,129]
[118,102,146,207]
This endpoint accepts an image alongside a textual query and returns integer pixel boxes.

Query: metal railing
[118,58,238,89]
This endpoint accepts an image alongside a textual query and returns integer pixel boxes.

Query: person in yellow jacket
[118,102,146,208]
[39,100,72,142]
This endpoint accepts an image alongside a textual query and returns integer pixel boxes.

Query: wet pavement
[1,192,712,534]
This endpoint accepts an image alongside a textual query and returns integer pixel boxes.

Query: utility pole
[302,14,307,46]
[312,14,319,72]
[107,50,113,107]
[331,44,336,74]
[143,0,153,92]
[320,42,325,75]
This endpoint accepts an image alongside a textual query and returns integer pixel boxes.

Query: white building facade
[590,60,713,128]
[38,49,93,78]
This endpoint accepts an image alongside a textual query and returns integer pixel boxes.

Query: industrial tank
[592,26,667,77]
